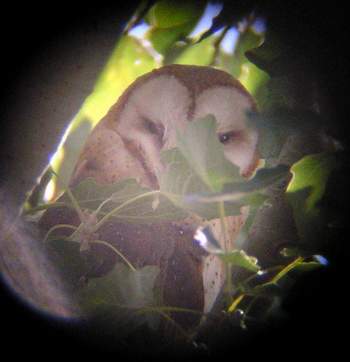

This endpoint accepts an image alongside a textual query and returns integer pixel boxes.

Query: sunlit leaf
[286,153,337,242]
[219,250,260,272]
[239,62,269,99]
[231,27,268,95]
[193,226,261,271]
[147,25,190,54]
[171,36,216,66]
[146,0,204,28]
[146,0,205,54]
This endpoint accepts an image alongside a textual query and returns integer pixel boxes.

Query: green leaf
[160,148,232,219]
[78,263,160,311]
[286,153,337,242]
[146,0,203,28]
[160,145,262,220]
[170,36,216,66]
[204,23,269,98]
[223,27,269,96]
[225,163,289,194]
[145,0,205,54]
[176,115,242,192]
[219,250,260,272]
[159,117,283,219]
[58,178,186,224]
[160,148,207,196]
[189,164,289,203]
[147,25,191,54]
[181,164,288,225]
[78,263,161,330]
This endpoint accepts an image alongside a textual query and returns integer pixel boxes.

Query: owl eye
[219,133,230,143]
[143,118,165,145]
[218,131,240,144]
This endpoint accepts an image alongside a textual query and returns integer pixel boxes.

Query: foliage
[30,115,328,342]
[78,263,161,330]
[146,0,206,54]
[24,0,342,350]
[286,153,337,244]
[176,115,242,192]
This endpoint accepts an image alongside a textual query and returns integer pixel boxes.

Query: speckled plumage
[62,64,259,322]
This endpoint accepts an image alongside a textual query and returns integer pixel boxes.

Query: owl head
[71,64,259,188]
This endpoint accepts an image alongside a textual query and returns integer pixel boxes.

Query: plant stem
[92,190,161,231]
[43,224,78,243]
[139,305,206,317]
[51,169,85,222]
[218,202,228,251]
[228,294,244,313]
[271,256,304,284]
[91,239,136,272]
[65,187,85,221]
[93,197,114,216]
[218,201,233,298]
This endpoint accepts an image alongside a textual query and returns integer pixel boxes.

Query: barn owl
[69,64,259,319]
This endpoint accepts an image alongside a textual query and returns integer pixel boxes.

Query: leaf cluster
[31,115,306,339]
[24,0,342,346]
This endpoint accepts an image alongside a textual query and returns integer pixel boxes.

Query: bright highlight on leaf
[193,226,260,272]
[286,152,337,241]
